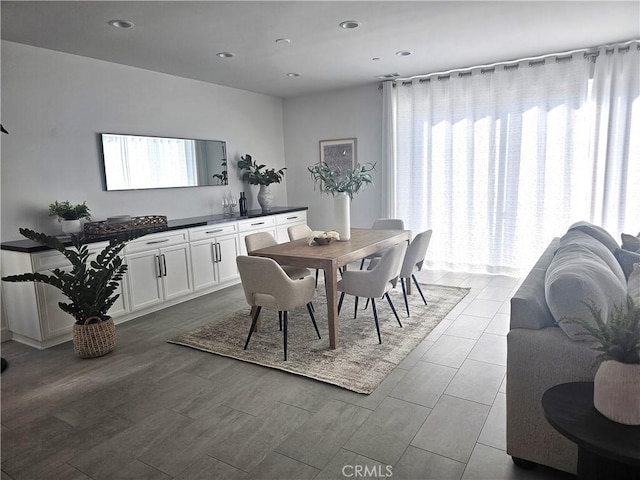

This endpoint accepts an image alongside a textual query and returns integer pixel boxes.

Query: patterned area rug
[169,283,469,394]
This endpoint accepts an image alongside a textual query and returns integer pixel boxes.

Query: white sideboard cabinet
[0,208,307,349]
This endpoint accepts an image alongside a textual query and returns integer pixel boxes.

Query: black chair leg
[371,298,382,344]
[364,298,370,309]
[244,306,262,350]
[401,278,410,317]
[310,301,315,313]
[315,269,319,288]
[359,259,365,270]
[279,311,282,331]
[385,292,402,327]
[412,274,427,305]
[354,296,359,319]
[283,311,288,361]
[307,302,321,339]
[338,291,345,314]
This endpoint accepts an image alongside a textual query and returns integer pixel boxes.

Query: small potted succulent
[237,154,286,211]
[49,201,91,234]
[561,297,640,425]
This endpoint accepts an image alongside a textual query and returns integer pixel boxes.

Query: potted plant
[237,154,285,211]
[49,200,91,234]
[2,228,147,358]
[307,162,376,240]
[561,298,640,425]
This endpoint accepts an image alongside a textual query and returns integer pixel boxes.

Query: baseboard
[1,327,13,343]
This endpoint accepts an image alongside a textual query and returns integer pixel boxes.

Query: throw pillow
[614,248,640,281]
[629,263,640,307]
[621,233,640,252]
[545,243,627,341]
[569,221,619,253]
[559,230,626,285]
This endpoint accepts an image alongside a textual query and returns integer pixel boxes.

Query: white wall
[1,41,287,241]
[282,84,384,231]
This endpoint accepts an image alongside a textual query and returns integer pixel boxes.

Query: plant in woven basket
[2,228,148,357]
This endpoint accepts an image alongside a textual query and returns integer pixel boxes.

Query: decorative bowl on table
[309,230,340,246]
[314,236,335,245]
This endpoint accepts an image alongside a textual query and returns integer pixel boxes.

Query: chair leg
[282,311,288,361]
[359,259,365,270]
[354,296,359,319]
[310,301,315,313]
[364,298,370,309]
[307,302,321,339]
[278,311,282,331]
[401,277,410,317]
[315,269,319,288]
[244,306,262,350]
[370,298,382,344]
[412,274,427,305]
[385,292,402,327]
[338,291,345,314]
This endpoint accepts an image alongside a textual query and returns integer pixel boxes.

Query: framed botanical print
[319,138,357,183]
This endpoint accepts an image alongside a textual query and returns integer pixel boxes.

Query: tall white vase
[334,192,351,241]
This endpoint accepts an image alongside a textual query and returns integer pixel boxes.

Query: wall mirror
[100,133,228,191]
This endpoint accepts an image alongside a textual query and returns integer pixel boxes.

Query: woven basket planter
[73,317,116,358]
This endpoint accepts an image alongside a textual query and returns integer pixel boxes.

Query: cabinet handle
[206,229,223,234]
[286,216,298,220]
[251,221,265,226]
[216,243,222,263]
[146,238,170,245]
[155,255,162,278]
[211,243,218,263]
[161,254,167,277]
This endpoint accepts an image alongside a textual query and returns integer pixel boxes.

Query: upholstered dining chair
[338,242,407,344]
[287,224,323,287]
[245,232,311,280]
[398,229,433,317]
[359,218,405,269]
[236,256,321,361]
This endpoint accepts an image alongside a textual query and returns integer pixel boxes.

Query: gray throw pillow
[545,243,627,341]
[614,247,640,280]
[569,221,619,253]
[621,233,640,252]
[559,230,626,285]
[629,264,640,307]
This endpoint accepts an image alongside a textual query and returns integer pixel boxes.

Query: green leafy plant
[49,201,91,221]
[2,228,147,324]
[237,154,285,186]
[561,298,640,365]
[308,162,376,200]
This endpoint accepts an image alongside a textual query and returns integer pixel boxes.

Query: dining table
[250,227,411,349]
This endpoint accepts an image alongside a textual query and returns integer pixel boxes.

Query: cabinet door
[216,234,240,284]
[36,282,74,340]
[126,250,163,311]
[190,239,217,291]
[160,244,192,301]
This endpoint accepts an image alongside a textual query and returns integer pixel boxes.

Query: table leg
[325,265,339,349]
[577,446,640,480]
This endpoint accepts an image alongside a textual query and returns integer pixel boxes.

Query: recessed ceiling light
[396,50,413,57]
[275,38,291,45]
[339,20,361,29]
[216,52,235,58]
[286,72,301,77]
[108,19,134,29]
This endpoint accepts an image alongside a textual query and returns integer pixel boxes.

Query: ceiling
[2,1,639,98]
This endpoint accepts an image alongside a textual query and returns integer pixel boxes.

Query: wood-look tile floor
[1,271,575,480]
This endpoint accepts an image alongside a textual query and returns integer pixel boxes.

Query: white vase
[61,219,82,234]
[257,185,274,211]
[334,192,351,241]
[593,360,640,425]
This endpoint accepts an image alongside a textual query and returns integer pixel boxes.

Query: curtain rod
[388,38,639,84]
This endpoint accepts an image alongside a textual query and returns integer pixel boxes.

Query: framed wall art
[319,138,357,182]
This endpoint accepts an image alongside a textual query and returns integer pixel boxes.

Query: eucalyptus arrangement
[308,162,376,200]
[237,154,286,186]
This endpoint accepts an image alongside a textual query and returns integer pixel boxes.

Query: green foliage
[561,298,640,365]
[237,154,285,186]
[2,228,147,324]
[48,201,91,220]
[308,162,376,200]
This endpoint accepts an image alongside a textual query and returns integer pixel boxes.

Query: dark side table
[542,382,640,480]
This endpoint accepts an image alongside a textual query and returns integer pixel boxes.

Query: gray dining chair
[337,242,407,344]
[236,256,320,361]
[287,224,322,287]
[244,231,311,280]
[359,218,405,269]
[398,229,433,316]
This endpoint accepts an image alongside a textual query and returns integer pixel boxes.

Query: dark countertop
[1,207,308,253]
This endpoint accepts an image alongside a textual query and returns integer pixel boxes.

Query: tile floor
[0,271,575,480]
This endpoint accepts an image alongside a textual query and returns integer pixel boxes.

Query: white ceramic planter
[334,192,351,241]
[594,360,640,425]
[257,185,273,211]
[61,219,82,234]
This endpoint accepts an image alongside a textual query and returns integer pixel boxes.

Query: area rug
[168,283,469,394]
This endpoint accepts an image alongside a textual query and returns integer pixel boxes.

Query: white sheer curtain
[388,42,639,275]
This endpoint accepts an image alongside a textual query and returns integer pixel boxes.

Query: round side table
[542,382,640,480]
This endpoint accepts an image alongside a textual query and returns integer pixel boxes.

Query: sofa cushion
[614,247,640,281]
[545,243,627,341]
[629,264,640,307]
[621,233,640,252]
[511,267,556,330]
[559,230,626,285]
[569,221,619,253]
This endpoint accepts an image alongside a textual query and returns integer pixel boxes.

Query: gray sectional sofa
[506,222,639,474]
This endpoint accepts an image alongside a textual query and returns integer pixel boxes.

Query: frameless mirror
[100,133,228,191]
